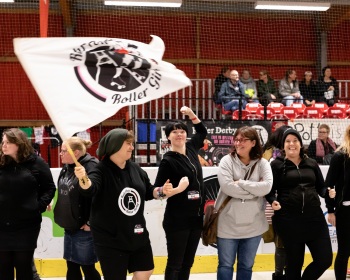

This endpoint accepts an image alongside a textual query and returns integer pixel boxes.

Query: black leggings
[66,260,101,280]
[0,250,34,280]
[334,206,350,280]
[164,228,202,280]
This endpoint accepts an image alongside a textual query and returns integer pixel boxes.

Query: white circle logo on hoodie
[118,187,141,216]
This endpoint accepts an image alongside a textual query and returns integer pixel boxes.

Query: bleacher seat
[232,109,249,120]
[256,107,275,120]
[245,102,262,114]
[312,102,328,116]
[303,107,324,118]
[333,103,350,116]
[267,102,284,114]
[326,107,347,118]
[281,107,300,119]
[290,103,306,115]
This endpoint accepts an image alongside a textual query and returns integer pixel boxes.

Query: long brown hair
[0,128,34,166]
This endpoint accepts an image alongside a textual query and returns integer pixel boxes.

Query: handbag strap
[217,160,259,213]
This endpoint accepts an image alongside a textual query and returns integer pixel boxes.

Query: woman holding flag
[74,128,170,280]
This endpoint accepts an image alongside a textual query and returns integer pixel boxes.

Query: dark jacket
[0,153,56,231]
[54,153,98,230]
[257,78,278,104]
[218,80,249,105]
[325,151,350,214]
[307,139,336,164]
[266,156,330,219]
[79,158,154,252]
[154,122,207,232]
[299,80,321,104]
[318,76,339,105]
[214,73,228,104]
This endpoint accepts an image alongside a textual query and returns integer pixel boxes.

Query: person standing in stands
[54,137,101,280]
[216,126,273,280]
[326,124,350,280]
[218,70,250,112]
[266,128,334,280]
[153,106,207,280]
[279,69,303,106]
[214,66,231,105]
[318,66,339,106]
[257,70,278,106]
[0,128,56,280]
[307,124,337,165]
[74,128,169,280]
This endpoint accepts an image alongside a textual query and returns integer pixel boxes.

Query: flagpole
[65,142,90,185]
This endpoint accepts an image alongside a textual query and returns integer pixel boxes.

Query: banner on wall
[14,36,191,140]
[156,120,272,166]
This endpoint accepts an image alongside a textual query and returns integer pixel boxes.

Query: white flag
[14,36,192,140]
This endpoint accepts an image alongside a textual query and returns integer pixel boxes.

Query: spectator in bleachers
[307,123,337,165]
[240,69,258,103]
[257,70,278,106]
[318,66,339,106]
[218,70,250,112]
[279,69,303,106]
[213,66,231,105]
[299,71,319,106]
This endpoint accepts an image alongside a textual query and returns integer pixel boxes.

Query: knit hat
[96,128,128,157]
[282,128,303,147]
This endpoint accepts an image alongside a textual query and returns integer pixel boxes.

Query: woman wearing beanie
[266,128,335,280]
[74,128,165,280]
[153,106,207,280]
[54,137,101,280]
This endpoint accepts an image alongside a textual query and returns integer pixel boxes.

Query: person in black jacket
[153,106,207,280]
[318,66,339,106]
[74,128,167,280]
[326,124,350,280]
[0,128,56,280]
[54,137,101,280]
[266,128,335,280]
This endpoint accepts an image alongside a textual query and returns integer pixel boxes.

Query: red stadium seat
[290,103,306,115]
[232,109,249,120]
[303,107,324,118]
[333,103,350,117]
[326,107,347,118]
[281,107,300,119]
[245,102,262,113]
[256,107,275,120]
[267,102,284,114]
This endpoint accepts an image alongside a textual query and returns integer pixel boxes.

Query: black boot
[272,272,286,280]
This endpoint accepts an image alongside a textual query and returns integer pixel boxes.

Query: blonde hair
[337,125,350,157]
[64,137,92,155]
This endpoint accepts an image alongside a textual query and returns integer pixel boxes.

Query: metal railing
[133,79,350,120]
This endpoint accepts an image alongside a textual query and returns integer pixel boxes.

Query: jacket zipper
[296,165,305,213]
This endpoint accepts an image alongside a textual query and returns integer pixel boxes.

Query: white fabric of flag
[14,36,192,140]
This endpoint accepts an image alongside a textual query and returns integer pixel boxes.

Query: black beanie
[96,128,128,157]
[282,128,303,147]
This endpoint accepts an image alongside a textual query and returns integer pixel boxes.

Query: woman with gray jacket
[216,126,273,280]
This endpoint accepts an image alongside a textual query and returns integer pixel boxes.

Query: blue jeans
[282,95,303,106]
[217,235,261,280]
[223,99,247,112]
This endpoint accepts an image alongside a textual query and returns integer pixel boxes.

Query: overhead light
[255,1,330,11]
[0,0,14,2]
[105,0,182,7]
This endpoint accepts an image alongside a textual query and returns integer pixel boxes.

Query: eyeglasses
[234,138,250,144]
[318,131,328,134]
[60,149,68,154]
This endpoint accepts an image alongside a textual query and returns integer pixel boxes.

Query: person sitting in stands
[214,66,231,105]
[318,66,339,107]
[307,124,337,165]
[240,69,258,103]
[299,71,319,107]
[279,69,303,106]
[257,70,278,106]
[218,70,250,112]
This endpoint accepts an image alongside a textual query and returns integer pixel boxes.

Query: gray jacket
[215,154,273,239]
[279,78,300,98]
